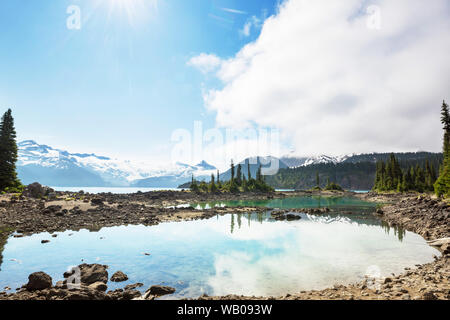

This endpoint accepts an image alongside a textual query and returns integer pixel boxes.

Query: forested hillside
[265,152,443,190]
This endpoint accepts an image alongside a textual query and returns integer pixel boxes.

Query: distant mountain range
[16,140,443,190]
[267,152,443,190]
[280,154,355,168]
[17,140,216,188]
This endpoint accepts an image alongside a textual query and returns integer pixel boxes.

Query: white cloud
[187,53,222,74]
[240,21,252,37]
[239,16,263,37]
[195,0,450,156]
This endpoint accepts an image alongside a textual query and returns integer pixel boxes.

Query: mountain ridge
[17,140,443,189]
[17,140,216,188]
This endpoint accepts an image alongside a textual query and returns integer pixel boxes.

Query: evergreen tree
[316,172,320,188]
[430,163,437,185]
[0,109,21,191]
[190,174,199,193]
[230,160,235,182]
[414,164,425,193]
[236,164,242,186]
[435,100,450,197]
[209,174,217,193]
[256,165,262,182]
[374,161,383,190]
[242,174,249,192]
[247,161,252,180]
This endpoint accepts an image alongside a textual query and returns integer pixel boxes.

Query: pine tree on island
[189,159,274,194]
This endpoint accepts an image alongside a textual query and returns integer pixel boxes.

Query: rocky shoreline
[0,263,176,300]
[0,186,449,300]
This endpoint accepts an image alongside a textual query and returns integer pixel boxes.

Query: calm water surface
[189,196,377,213]
[0,197,439,299]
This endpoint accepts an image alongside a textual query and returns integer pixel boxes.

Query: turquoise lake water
[187,196,377,213]
[0,197,440,299]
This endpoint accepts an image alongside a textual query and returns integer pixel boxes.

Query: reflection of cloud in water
[207,216,439,297]
[207,215,294,242]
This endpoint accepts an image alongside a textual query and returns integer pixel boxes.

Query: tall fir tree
[230,160,235,182]
[0,109,21,191]
[236,164,242,186]
[209,174,217,193]
[435,100,450,197]
[256,165,262,182]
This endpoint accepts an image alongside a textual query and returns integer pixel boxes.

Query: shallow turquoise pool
[0,197,440,299]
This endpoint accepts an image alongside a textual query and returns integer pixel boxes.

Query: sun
[104,0,159,26]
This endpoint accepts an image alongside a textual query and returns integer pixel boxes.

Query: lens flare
[104,0,159,26]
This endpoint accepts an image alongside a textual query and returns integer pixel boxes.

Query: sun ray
[102,0,159,27]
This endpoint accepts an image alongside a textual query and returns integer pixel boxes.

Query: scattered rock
[89,282,108,292]
[110,271,128,282]
[41,240,50,244]
[422,291,438,300]
[26,272,52,291]
[121,290,142,300]
[91,198,104,206]
[72,264,109,285]
[23,183,54,199]
[144,285,176,298]
[43,205,62,214]
[124,283,144,291]
[286,214,302,221]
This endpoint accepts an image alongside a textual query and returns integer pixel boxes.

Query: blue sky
[1,0,449,166]
[0,0,279,162]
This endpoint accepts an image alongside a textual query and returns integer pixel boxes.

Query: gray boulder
[23,183,54,199]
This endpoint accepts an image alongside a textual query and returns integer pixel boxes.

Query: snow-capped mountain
[17,140,217,187]
[280,154,356,168]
